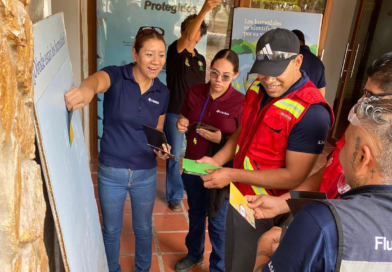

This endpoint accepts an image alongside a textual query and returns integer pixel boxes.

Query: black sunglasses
[363,85,392,98]
[136,26,165,38]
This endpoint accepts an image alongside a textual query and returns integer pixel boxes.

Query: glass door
[332,0,392,140]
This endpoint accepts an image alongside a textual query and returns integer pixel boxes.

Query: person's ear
[294,54,303,69]
[132,48,137,63]
[232,70,240,80]
[355,145,372,175]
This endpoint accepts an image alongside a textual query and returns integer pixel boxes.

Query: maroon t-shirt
[181,83,245,160]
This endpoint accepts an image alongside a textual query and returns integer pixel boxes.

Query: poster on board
[33,13,108,272]
[231,8,322,93]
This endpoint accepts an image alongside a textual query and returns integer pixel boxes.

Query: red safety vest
[233,79,335,196]
[319,136,349,199]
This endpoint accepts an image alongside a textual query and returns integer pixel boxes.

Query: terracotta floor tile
[161,254,186,272]
[182,199,189,212]
[120,233,135,255]
[119,255,160,272]
[317,155,327,164]
[325,141,335,148]
[157,233,187,253]
[203,252,211,271]
[123,214,133,233]
[94,184,99,199]
[204,233,212,252]
[156,184,167,200]
[153,198,182,214]
[91,173,98,185]
[123,200,132,214]
[91,164,98,173]
[154,214,188,232]
[96,199,102,215]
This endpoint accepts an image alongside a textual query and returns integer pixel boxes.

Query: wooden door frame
[88,0,98,162]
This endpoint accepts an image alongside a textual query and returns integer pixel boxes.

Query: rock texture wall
[0,0,49,271]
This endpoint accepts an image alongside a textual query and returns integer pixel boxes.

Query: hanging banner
[33,13,108,272]
[231,8,322,93]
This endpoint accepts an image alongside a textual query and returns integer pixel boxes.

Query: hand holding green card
[182,158,222,176]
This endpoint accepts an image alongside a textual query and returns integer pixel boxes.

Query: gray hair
[356,97,392,183]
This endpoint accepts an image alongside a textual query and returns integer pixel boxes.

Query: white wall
[322,0,359,107]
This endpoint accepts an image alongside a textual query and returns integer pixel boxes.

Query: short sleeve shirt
[300,45,326,89]
[180,83,245,160]
[99,64,170,170]
[263,202,338,272]
[166,40,206,114]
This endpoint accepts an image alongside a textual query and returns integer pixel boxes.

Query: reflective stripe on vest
[243,156,268,195]
[273,98,305,119]
[250,81,260,94]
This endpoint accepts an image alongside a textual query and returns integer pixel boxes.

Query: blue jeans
[164,113,184,204]
[182,173,229,272]
[98,163,157,272]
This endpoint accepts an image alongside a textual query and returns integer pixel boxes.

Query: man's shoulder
[301,201,336,229]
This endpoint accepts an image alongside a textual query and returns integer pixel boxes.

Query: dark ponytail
[211,49,239,73]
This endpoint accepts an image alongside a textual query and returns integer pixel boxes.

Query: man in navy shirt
[292,29,326,97]
[164,0,220,211]
[256,97,392,272]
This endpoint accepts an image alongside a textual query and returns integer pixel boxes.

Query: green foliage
[232,44,244,54]
[309,44,318,55]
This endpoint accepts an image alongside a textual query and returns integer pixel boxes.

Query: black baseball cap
[250,28,300,77]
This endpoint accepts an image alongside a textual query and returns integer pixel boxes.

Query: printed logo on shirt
[198,60,204,71]
[216,110,229,116]
[278,111,292,121]
[148,98,159,105]
[326,157,333,167]
[268,261,275,272]
[318,140,325,145]
[185,58,190,67]
[375,236,392,251]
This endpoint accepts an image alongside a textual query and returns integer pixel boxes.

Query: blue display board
[231,8,322,93]
[33,13,108,272]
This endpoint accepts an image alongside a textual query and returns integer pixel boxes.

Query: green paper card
[182,158,221,176]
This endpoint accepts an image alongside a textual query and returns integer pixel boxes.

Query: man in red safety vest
[198,28,334,271]
[247,52,392,220]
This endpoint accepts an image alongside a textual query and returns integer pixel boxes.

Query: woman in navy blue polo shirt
[174,49,245,272]
[65,27,170,272]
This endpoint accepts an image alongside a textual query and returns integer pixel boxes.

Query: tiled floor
[90,143,332,272]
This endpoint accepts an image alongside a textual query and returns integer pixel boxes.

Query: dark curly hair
[180,14,208,37]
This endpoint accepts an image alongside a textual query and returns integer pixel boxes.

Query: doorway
[331,0,392,141]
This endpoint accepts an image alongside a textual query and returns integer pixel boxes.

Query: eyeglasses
[136,26,165,39]
[255,49,298,61]
[363,85,392,98]
[210,70,233,82]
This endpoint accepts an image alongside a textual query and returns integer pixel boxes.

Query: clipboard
[187,122,219,132]
[229,183,256,228]
[182,158,221,175]
[143,124,175,160]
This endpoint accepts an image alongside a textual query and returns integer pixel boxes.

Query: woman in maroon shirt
[174,49,245,272]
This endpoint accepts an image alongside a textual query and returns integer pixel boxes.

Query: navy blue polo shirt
[300,45,326,89]
[99,64,170,170]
